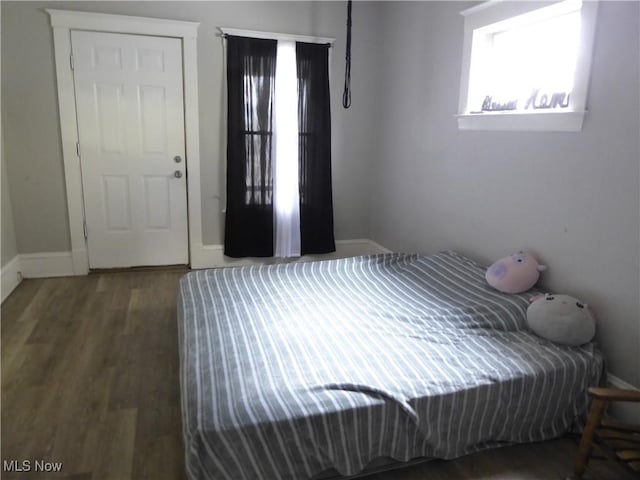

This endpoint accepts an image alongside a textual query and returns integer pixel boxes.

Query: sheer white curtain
[273,40,301,257]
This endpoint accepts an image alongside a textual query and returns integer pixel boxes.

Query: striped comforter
[177,251,603,480]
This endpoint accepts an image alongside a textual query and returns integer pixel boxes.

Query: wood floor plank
[2,269,633,480]
[1,280,56,377]
[131,406,186,480]
[91,408,137,480]
[0,278,45,334]
[1,385,47,462]
[50,366,116,475]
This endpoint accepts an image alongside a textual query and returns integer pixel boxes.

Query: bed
[177,250,603,480]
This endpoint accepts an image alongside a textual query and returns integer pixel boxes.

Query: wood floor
[1,271,634,480]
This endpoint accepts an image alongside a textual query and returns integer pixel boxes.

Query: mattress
[177,251,603,480]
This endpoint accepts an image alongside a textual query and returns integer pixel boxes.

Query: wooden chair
[573,387,640,479]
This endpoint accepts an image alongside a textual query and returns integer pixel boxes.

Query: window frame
[456,0,599,132]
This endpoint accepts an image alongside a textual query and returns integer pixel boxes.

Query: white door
[72,31,188,268]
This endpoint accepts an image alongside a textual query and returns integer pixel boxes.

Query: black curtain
[296,42,336,255]
[224,36,277,257]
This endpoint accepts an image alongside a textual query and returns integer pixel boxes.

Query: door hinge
[76,141,80,157]
[70,54,75,71]
[83,220,88,240]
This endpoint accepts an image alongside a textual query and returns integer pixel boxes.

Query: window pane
[244,132,272,205]
[478,9,581,111]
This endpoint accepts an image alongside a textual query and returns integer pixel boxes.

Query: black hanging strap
[342,0,352,109]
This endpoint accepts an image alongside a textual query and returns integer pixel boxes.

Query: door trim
[47,9,202,274]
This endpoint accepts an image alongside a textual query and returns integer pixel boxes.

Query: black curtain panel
[296,42,336,255]
[224,36,277,257]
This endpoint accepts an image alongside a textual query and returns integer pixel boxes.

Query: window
[224,33,335,259]
[457,0,599,132]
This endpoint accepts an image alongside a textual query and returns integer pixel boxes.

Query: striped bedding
[177,251,603,480]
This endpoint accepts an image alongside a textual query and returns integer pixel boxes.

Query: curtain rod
[218,27,335,46]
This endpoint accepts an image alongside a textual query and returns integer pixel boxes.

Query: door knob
[174,155,182,163]
[174,170,183,178]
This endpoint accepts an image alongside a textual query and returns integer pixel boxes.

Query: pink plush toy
[485,252,547,294]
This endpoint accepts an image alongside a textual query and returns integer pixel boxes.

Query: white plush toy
[526,294,596,346]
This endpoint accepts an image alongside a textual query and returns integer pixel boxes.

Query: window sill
[456,110,586,132]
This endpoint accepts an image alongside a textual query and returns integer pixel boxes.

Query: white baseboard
[19,251,74,278]
[7,239,391,277]
[608,373,639,391]
[190,238,391,270]
[1,255,22,302]
[606,373,640,423]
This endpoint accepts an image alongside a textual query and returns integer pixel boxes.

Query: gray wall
[1,129,18,266]
[1,1,380,252]
[370,1,640,387]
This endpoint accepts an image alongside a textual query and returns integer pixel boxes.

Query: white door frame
[48,9,202,274]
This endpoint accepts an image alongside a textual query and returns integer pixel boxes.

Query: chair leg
[574,398,608,478]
